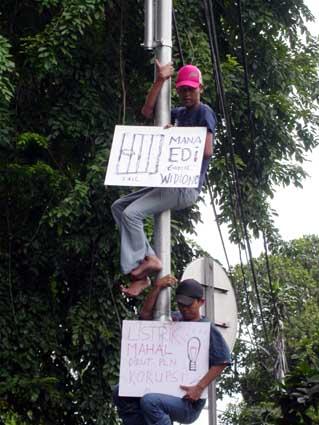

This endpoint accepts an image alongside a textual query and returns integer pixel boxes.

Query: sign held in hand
[105,125,207,188]
[119,320,210,398]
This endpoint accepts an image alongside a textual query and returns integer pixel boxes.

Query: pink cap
[175,64,202,88]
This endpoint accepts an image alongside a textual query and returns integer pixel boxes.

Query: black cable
[262,231,281,326]
[202,0,256,319]
[237,245,258,337]
[202,2,262,352]
[203,0,247,247]
[207,177,262,354]
[172,2,256,340]
[173,2,237,284]
[237,0,281,337]
[237,244,270,368]
[172,0,269,362]
[173,2,237,282]
[206,176,231,271]
[172,7,185,66]
[202,0,244,250]
[237,0,256,148]
[203,0,270,345]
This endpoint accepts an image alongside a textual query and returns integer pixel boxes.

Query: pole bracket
[155,38,173,48]
[142,39,173,50]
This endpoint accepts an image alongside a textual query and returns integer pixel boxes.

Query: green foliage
[0,34,15,103]
[173,0,319,245]
[22,0,105,75]
[221,236,319,424]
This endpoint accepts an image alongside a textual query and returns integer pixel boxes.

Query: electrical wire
[206,177,231,271]
[172,0,273,354]
[202,0,270,345]
[172,7,185,66]
[236,1,287,375]
[171,1,258,349]
[172,0,262,343]
[237,0,280,334]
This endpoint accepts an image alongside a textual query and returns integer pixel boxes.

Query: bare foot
[131,256,162,280]
[121,278,151,297]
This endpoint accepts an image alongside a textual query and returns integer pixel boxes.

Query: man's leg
[111,187,153,228]
[112,187,199,294]
[120,187,197,275]
[111,187,155,274]
[112,385,147,425]
[140,393,205,425]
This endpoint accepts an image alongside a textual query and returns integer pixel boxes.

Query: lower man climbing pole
[113,275,231,425]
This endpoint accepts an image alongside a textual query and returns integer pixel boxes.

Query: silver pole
[143,0,155,50]
[153,0,172,321]
[204,258,217,425]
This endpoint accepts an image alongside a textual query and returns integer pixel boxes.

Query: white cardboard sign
[119,320,210,398]
[104,125,207,188]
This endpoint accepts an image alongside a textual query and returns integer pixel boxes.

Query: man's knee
[121,205,142,225]
[140,393,160,413]
[111,198,123,216]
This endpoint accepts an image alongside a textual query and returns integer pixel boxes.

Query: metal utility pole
[143,0,172,321]
[203,258,217,425]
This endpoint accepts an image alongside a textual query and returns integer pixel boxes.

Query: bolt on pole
[143,0,172,321]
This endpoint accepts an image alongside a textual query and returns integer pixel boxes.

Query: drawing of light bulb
[187,337,201,371]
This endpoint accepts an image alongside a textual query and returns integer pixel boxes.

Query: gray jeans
[113,385,205,425]
[111,187,199,274]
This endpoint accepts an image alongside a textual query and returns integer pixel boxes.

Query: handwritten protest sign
[119,320,210,398]
[104,125,207,188]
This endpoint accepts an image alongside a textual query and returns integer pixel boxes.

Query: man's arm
[180,363,227,401]
[203,132,214,159]
[139,275,177,320]
[141,60,174,119]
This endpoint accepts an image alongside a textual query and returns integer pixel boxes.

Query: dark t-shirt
[171,103,217,191]
[171,312,231,368]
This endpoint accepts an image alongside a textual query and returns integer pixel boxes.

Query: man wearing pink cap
[111,61,216,297]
